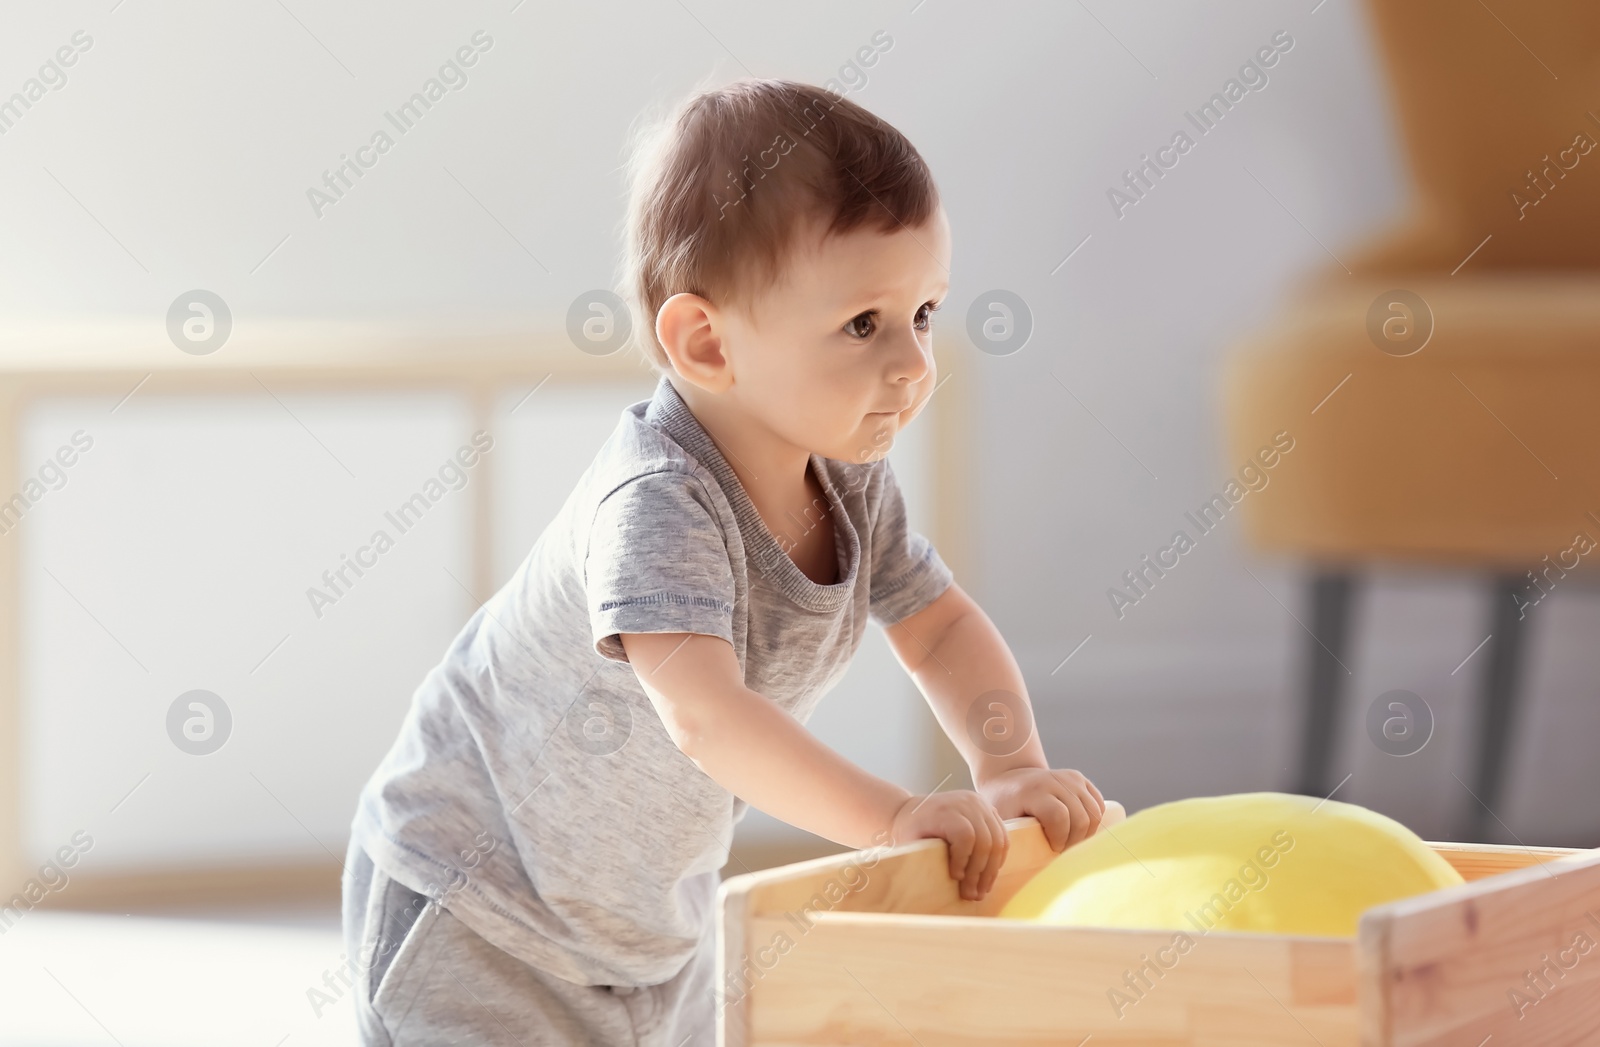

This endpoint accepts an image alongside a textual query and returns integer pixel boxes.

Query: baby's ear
[656,293,731,392]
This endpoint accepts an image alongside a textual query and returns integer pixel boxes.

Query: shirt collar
[642,373,858,610]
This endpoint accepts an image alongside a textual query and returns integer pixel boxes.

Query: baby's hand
[978,767,1106,853]
[889,790,1008,901]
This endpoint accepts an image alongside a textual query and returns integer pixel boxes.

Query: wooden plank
[727,815,1065,918]
[718,815,1095,1045]
[0,320,637,374]
[28,860,341,911]
[1426,841,1581,881]
[1359,846,1600,1045]
[739,912,1356,1046]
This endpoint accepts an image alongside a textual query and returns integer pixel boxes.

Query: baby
[341,77,1106,1046]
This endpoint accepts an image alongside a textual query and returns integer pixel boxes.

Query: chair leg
[1296,570,1357,798]
[1458,574,1533,842]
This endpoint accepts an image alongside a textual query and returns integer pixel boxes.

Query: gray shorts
[340,839,717,1046]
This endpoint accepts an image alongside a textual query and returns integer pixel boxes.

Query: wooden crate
[716,815,1600,1045]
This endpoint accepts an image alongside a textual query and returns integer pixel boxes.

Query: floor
[0,903,354,1046]
[0,832,842,1046]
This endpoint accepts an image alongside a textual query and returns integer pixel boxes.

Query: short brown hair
[618,77,941,374]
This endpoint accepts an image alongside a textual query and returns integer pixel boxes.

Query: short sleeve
[867,458,954,626]
[585,471,736,662]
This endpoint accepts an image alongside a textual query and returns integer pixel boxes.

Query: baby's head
[620,78,949,465]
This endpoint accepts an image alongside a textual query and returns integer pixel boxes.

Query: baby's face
[722,205,951,465]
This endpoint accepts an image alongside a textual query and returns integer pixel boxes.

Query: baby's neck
[671,376,820,540]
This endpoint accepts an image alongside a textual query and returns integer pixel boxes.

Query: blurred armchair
[1223,0,1600,840]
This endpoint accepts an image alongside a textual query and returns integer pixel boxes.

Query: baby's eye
[914,301,941,332]
[845,312,877,339]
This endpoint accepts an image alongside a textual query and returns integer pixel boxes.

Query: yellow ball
[997,792,1463,937]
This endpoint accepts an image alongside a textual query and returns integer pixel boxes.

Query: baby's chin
[797,413,901,464]
[805,440,885,466]
[847,428,899,464]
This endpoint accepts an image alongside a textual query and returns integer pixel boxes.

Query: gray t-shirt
[349,374,954,987]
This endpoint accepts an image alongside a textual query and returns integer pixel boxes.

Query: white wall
[19,392,475,868]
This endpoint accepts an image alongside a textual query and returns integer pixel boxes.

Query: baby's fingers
[1081,774,1105,812]
[1062,790,1096,847]
[959,813,992,900]
[946,816,974,884]
[1036,794,1075,852]
[976,807,1009,896]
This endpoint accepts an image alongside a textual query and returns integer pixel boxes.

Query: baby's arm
[881,580,1107,852]
[619,630,1010,899]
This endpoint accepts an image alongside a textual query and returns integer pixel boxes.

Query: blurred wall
[5,0,1597,847]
